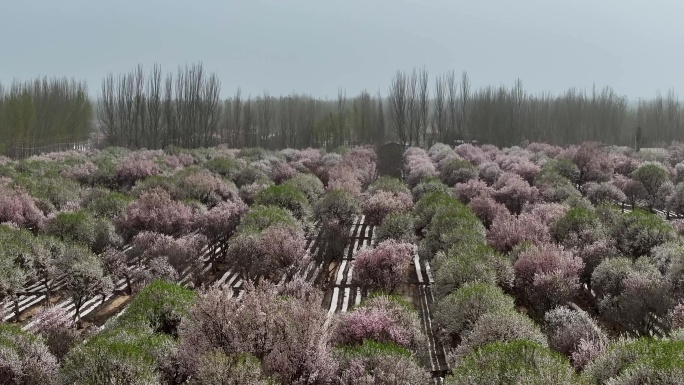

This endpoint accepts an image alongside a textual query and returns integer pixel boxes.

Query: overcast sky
[1,0,682,100]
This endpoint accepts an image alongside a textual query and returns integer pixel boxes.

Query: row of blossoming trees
[400,141,684,383]
[3,139,684,383]
[0,143,441,383]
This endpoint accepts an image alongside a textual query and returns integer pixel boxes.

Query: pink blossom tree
[195,199,248,268]
[353,240,414,293]
[668,302,684,330]
[178,280,337,384]
[334,295,425,351]
[227,223,308,282]
[492,172,539,214]
[0,186,46,230]
[115,155,161,187]
[544,306,608,358]
[514,243,584,313]
[362,190,413,225]
[269,160,298,183]
[468,193,509,229]
[115,188,196,240]
[453,179,494,204]
[30,305,80,359]
[487,212,550,253]
[404,148,437,188]
[572,142,614,185]
[455,143,489,165]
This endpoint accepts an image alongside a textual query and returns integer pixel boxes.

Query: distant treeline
[2,64,684,156]
[0,78,92,157]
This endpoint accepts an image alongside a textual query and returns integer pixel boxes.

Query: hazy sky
[1,0,683,100]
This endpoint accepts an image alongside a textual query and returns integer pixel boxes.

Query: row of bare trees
[389,69,684,148]
[5,65,684,156]
[99,64,221,149]
[0,78,92,157]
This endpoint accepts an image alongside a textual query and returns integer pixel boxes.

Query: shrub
[535,172,582,203]
[315,189,361,238]
[452,310,547,359]
[367,176,410,196]
[446,340,578,385]
[352,240,414,293]
[254,184,311,222]
[413,191,460,233]
[283,173,325,204]
[582,338,684,385]
[550,207,605,248]
[609,210,675,257]
[85,190,132,218]
[631,161,671,209]
[0,324,58,385]
[584,181,627,205]
[434,283,516,346]
[592,257,675,334]
[238,205,300,233]
[335,340,431,385]
[202,156,243,179]
[118,280,197,337]
[374,212,416,244]
[234,164,271,188]
[539,158,580,184]
[419,202,486,260]
[196,352,273,385]
[60,327,172,385]
[411,177,450,201]
[439,158,478,186]
[433,243,513,300]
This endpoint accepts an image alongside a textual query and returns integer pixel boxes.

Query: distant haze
[2,0,683,100]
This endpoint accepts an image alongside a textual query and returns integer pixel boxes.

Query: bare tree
[433,75,447,144]
[388,71,408,146]
[459,71,470,140]
[418,67,429,146]
[446,71,458,143]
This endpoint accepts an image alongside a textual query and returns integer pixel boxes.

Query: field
[1,141,684,384]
